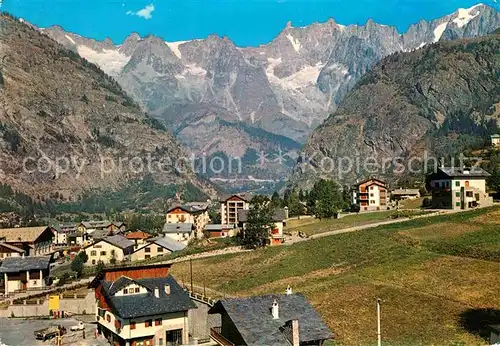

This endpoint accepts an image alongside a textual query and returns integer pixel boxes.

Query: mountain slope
[42,4,500,185]
[292,31,500,185]
[0,13,215,207]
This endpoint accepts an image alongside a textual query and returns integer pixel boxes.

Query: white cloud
[127,3,155,20]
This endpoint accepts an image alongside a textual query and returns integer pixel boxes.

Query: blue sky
[1,0,498,46]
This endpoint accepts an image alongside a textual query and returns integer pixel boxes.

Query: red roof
[125,231,152,240]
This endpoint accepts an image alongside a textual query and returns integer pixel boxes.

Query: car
[34,325,66,341]
[69,321,85,331]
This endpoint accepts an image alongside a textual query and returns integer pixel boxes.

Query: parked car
[69,321,85,331]
[34,325,66,341]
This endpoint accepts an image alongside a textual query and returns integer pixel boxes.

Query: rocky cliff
[0,13,215,209]
[292,31,500,186]
[42,4,500,187]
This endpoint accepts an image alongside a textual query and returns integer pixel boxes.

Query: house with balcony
[208,291,333,346]
[430,167,492,210]
[0,256,51,294]
[0,242,24,259]
[352,178,388,212]
[90,263,196,346]
[83,235,134,265]
[126,231,153,249]
[237,208,289,246]
[220,194,251,225]
[166,203,210,239]
[161,223,195,244]
[0,226,54,256]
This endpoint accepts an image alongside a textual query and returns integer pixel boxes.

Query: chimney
[284,207,289,220]
[286,285,292,295]
[291,320,300,346]
[271,300,279,320]
[164,285,170,295]
[154,287,159,298]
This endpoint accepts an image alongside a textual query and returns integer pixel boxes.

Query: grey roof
[167,203,208,214]
[491,134,500,138]
[0,256,50,273]
[90,229,113,240]
[209,294,333,345]
[102,235,134,250]
[238,208,288,223]
[220,193,253,203]
[101,275,197,319]
[438,167,490,178]
[204,224,236,231]
[134,237,186,253]
[392,189,420,196]
[0,242,24,253]
[162,223,193,234]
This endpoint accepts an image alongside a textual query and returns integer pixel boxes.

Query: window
[157,246,163,253]
[33,280,37,285]
[123,289,128,294]
[370,193,374,197]
[145,255,151,259]
[158,338,164,346]
[100,251,106,256]
[455,181,460,187]
[135,287,140,293]
[145,247,151,253]
[92,259,96,265]
[370,186,374,190]
[90,250,97,256]
[130,322,136,330]
[466,191,473,197]
[456,192,460,197]
[106,314,111,322]
[145,319,153,327]
[155,318,162,326]
[370,200,375,204]
[456,202,461,207]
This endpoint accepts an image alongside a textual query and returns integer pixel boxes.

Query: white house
[83,235,134,265]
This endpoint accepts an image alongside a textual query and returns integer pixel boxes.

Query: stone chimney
[271,300,279,320]
[286,285,292,295]
[154,287,159,298]
[164,284,170,295]
[291,320,300,346]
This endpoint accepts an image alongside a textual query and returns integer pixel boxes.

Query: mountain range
[40,3,500,190]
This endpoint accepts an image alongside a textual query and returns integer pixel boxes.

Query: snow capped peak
[286,33,301,52]
[452,3,483,28]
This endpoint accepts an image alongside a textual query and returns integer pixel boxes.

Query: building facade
[130,237,186,262]
[166,204,210,239]
[430,167,492,210]
[238,208,288,246]
[352,178,388,212]
[220,194,251,225]
[0,257,50,294]
[0,242,24,259]
[90,263,196,346]
[83,235,134,265]
[0,226,54,256]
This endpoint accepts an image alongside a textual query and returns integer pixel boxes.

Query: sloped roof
[162,223,193,234]
[101,275,196,319]
[0,226,52,243]
[0,242,24,253]
[0,256,50,273]
[220,193,253,203]
[237,209,288,223]
[209,294,333,345]
[97,235,134,250]
[126,231,152,240]
[437,167,490,178]
[392,189,420,196]
[167,203,208,214]
[204,224,236,231]
[133,237,186,253]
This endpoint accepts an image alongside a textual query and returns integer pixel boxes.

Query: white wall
[85,241,125,265]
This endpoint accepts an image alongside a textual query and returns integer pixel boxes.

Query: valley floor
[171,206,500,345]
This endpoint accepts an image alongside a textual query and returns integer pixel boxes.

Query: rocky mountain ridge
[0,13,216,210]
[41,4,500,187]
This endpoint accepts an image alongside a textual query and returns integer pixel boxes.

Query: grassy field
[399,197,426,209]
[286,210,429,236]
[171,206,500,345]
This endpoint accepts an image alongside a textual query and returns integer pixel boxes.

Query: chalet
[352,178,388,212]
[126,231,153,249]
[161,223,194,244]
[491,134,500,147]
[165,203,210,239]
[220,194,251,225]
[0,242,24,259]
[208,291,333,346]
[51,223,78,245]
[238,208,288,246]
[430,167,493,210]
[0,256,51,294]
[131,236,186,261]
[83,235,134,265]
[89,263,196,346]
[203,224,236,238]
[77,220,126,235]
[0,226,54,256]
[391,188,421,200]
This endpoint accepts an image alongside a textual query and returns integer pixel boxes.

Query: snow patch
[76,45,130,76]
[65,34,76,45]
[165,41,187,60]
[268,62,327,90]
[286,34,301,53]
[433,22,448,42]
[452,4,482,28]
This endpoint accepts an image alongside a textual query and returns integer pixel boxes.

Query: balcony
[210,327,235,346]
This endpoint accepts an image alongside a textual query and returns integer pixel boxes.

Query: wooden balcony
[210,327,235,346]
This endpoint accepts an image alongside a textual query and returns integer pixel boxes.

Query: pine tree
[242,195,274,249]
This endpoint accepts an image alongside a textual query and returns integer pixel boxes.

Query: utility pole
[189,258,193,292]
[377,298,382,346]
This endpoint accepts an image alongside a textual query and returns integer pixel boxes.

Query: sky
[1,0,499,46]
